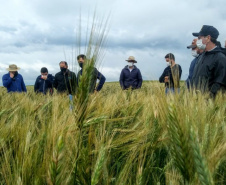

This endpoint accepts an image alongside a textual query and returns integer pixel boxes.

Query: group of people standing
[2,25,226,97]
[159,25,226,97]
[2,54,106,95]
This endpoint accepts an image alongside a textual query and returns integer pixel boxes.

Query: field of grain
[0,81,225,185]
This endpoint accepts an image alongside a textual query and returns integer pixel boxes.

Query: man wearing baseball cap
[2,64,27,93]
[186,39,203,89]
[119,56,143,90]
[191,25,226,97]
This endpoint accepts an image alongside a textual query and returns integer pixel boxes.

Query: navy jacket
[34,74,54,94]
[2,73,27,93]
[77,68,106,92]
[186,56,200,89]
[159,64,182,88]
[119,65,143,90]
[191,46,226,95]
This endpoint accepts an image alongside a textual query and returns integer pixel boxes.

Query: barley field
[0,81,225,185]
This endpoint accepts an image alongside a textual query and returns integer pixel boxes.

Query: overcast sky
[0,0,226,85]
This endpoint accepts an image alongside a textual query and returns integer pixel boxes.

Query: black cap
[192,25,219,39]
[187,39,197,49]
[41,67,48,73]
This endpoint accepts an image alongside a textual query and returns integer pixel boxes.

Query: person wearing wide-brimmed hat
[119,56,143,90]
[2,64,27,93]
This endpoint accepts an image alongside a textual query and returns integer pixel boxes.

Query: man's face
[192,47,202,55]
[198,35,210,45]
[165,58,170,63]
[41,72,48,76]
[78,57,84,63]
[60,62,67,68]
[9,71,16,74]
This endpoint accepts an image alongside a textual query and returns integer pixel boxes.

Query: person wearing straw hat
[159,53,182,94]
[186,39,204,89]
[119,56,143,90]
[2,64,27,93]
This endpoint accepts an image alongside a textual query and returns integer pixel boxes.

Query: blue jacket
[2,73,27,93]
[34,74,54,94]
[119,65,143,90]
[186,56,199,89]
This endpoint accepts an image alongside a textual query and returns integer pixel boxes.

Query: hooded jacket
[191,46,226,95]
[2,72,27,93]
[34,74,54,94]
[53,70,76,94]
[120,65,143,90]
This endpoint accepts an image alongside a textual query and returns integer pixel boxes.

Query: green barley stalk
[167,103,195,183]
[91,146,105,185]
[190,127,213,185]
[48,135,65,185]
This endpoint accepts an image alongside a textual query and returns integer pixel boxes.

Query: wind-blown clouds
[0,0,226,86]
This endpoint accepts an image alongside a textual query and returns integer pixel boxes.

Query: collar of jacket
[124,65,137,70]
[61,69,69,75]
[205,46,222,55]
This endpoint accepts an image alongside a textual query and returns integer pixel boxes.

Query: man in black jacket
[53,61,76,95]
[34,67,54,94]
[159,53,182,94]
[191,25,226,97]
[77,54,106,93]
[119,56,143,90]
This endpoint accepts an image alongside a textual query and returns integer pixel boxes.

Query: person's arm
[179,65,182,79]
[96,71,106,91]
[137,69,143,88]
[210,57,226,96]
[159,69,167,83]
[21,76,27,92]
[71,72,77,94]
[34,77,39,92]
[119,70,125,89]
[47,75,54,88]
[53,75,58,89]
[2,74,13,87]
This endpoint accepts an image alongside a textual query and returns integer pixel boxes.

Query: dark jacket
[159,64,182,88]
[2,73,27,93]
[191,46,226,96]
[53,70,76,94]
[186,56,200,89]
[77,68,106,92]
[119,65,143,90]
[34,74,54,94]
[220,47,226,56]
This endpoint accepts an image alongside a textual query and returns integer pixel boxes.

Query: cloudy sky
[0,0,226,85]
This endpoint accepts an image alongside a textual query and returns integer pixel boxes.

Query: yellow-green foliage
[0,82,225,185]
